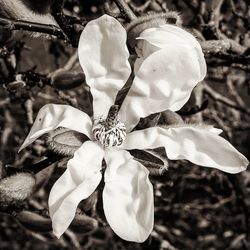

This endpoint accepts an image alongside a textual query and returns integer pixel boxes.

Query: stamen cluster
[92,105,126,147]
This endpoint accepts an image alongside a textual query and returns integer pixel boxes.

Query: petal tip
[121,227,152,243]
[243,158,249,169]
[227,161,248,174]
[53,230,63,239]
[18,141,27,153]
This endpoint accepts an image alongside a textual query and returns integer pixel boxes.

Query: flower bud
[70,213,98,234]
[47,127,88,156]
[160,110,183,126]
[127,12,182,48]
[16,211,52,233]
[0,172,36,206]
[51,70,85,90]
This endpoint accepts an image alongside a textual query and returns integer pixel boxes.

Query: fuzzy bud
[16,211,52,233]
[70,213,98,234]
[51,70,85,90]
[47,127,88,156]
[0,172,36,206]
[160,110,184,126]
[127,12,182,48]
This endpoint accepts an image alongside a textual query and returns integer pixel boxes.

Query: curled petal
[119,46,203,131]
[48,141,104,238]
[19,104,93,152]
[120,126,248,174]
[78,15,131,120]
[103,149,154,242]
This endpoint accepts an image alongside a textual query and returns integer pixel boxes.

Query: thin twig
[113,0,137,21]
[201,39,246,55]
[204,84,250,115]
[226,78,246,108]
[23,155,64,174]
[0,17,68,41]
[129,0,151,13]
[51,0,81,47]
[103,2,122,18]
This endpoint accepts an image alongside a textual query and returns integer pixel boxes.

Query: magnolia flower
[19,15,248,243]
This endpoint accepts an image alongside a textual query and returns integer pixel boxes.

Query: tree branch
[23,154,64,174]
[113,0,137,21]
[51,0,82,47]
[204,84,250,115]
[0,17,68,41]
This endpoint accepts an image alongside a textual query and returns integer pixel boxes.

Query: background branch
[0,17,68,41]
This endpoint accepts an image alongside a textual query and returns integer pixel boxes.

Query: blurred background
[0,0,249,249]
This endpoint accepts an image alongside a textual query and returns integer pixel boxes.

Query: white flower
[19,15,248,243]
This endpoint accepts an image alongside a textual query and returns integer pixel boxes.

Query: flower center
[92,105,126,147]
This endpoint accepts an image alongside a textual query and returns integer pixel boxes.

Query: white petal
[103,149,154,242]
[137,24,206,78]
[120,126,249,174]
[119,45,202,131]
[19,104,93,152]
[78,15,131,120]
[138,24,200,49]
[208,127,223,135]
[48,141,104,238]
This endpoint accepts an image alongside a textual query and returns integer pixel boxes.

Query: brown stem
[51,0,82,47]
[0,17,68,41]
[204,84,250,116]
[113,0,137,21]
[23,155,64,174]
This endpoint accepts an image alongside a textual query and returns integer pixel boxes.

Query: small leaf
[130,148,168,175]
[136,113,161,130]
[80,192,98,212]
[178,91,209,116]
[34,165,55,191]
[178,90,196,114]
